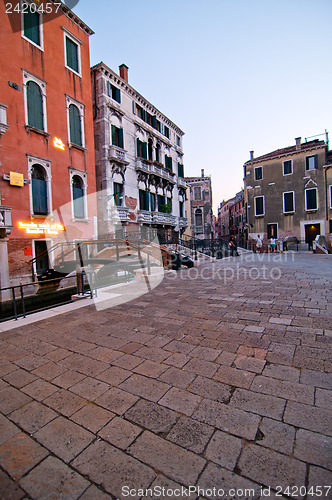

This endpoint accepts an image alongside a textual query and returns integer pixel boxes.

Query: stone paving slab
[0,253,331,499]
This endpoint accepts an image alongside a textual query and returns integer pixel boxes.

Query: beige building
[244,136,331,249]
[184,170,213,240]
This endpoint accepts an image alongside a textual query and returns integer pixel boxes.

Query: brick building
[229,190,245,244]
[185,170,213,240]
[244,136,331,248]
[0,1,96,287]
[216,196,235,239]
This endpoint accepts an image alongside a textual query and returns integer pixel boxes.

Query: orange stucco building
[0,1,96,285]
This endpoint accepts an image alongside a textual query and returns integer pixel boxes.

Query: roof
[59,1,94,36]
[244,139,326,165]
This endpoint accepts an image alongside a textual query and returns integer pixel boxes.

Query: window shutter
[32,178,47,215]
[152,115,157,129]
[66,38,78,73]
[27,81,43,130]
[111,125,116,145]
[115,87,121,103]
[69,105,82,146]
[314,154,318,169]
[107,82,112,97]
[132,101,136,114]
[24,10,40,45]
[119,128,124,149]
[136,138,140,156]
[142,142,147,159]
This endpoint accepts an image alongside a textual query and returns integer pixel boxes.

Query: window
[267,223,278,239]
[111,125,124,148]
[136,139,147,159]
[164,126,170,139]
[139,190,149,211]
[108,82,121,103]
[283,191,295,213]
[305,188,318,211]
[179,201,184,218]
[155,143,160,162]
[305,155,318,171]
[178,163,184,178]
[195,209,203,227]
[255,166,263,181]
[31,165,48,215]
[254,196,264,216]
[27,81,44,130]
[22,2,42,47]
[329,219,332,234]
[64,32,81,75]
[283,160,293,175]
[165,155,172,171]
[136,104,146,121]
[194,186,201,201]
[176,135,181,147]
[72,176,85,218]
[157,195,165,212]
[114,183,123,207]
[150,193,156,212]
[69,104,82,146]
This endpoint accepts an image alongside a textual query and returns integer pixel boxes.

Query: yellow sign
[18,221,65,235]
[10,172,24,187]
[53,137,65,151]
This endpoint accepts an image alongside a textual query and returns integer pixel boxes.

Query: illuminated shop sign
[53,137,65,150]
[18,222,65,235]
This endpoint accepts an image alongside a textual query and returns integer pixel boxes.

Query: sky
[73,0,332,214]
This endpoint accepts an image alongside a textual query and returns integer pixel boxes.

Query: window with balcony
[283,160,293,175]
[165,155,172,171]
[283,191,295,213]
[195,209,203,227]
[305,188,318,211]
[139,190,149,211]
[22,2,42,47]
[136,139,147,159]
[178,163,184,178]
[157,195,165,212]
[114,182,123,207]
[255,166,263,181]
[111,125,124,148]
[150,193,156,212]
[305,155,318,171]
[254,195,264,216]
[108,82,121,103]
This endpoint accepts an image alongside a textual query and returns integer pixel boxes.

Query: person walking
[256,234,263,253]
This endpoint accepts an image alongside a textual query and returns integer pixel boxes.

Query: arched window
[72,175,85,218]
[31,164,48,215]
[195,209,203,227]
[27,81,44,130]
[69,104,82,146]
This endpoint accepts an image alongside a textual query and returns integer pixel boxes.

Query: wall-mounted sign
[10,171,24,187]
[53,137,65,150]
[18,221,65,235]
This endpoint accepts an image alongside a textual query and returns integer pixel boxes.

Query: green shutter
[314,154,318,169]
[142,142,147,159]
[119,128,124,149]
[132,101,136,114]
[115,87,121,103]
[27,81,43,130]
[66,37,79,73]
[111,125,116,145]
[137,138,140,156]
[69,105,82,146]
[152,115,157,129]
[24,10,40,45]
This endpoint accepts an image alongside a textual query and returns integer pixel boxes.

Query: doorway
[34,240,49,276]
[305,223,320,248]
[267,223,278,239]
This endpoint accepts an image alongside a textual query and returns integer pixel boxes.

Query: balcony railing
[109,206,130,223]
[109,145,127,164]
[153,212,176,226]
[177,177,187,188]
[0,206,12,237]
[135,159,176,183]
[179,217,188,228]
[138,210,153,223]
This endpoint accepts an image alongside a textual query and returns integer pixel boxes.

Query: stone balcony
[138,210,153,224]
[135,159,176,184]
[179,217,188,228]
[138,210,177,226]
[108,145,128,164]
[109,205,130,223]
[177,177,187,188]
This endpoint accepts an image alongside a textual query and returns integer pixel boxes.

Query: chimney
[295,137,301,150]
[201,169,205,178]
[119,64,129,83]
[250,151,254,161]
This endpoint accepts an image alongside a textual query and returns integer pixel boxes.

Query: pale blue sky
[73,0,332,213]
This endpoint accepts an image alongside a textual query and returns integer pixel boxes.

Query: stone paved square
[0,254,331,498]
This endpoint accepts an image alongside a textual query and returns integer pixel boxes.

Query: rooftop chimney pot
[250,151,254,161]
[295,137,301,150]
[201,169,205,178]
[119,64,129,83]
